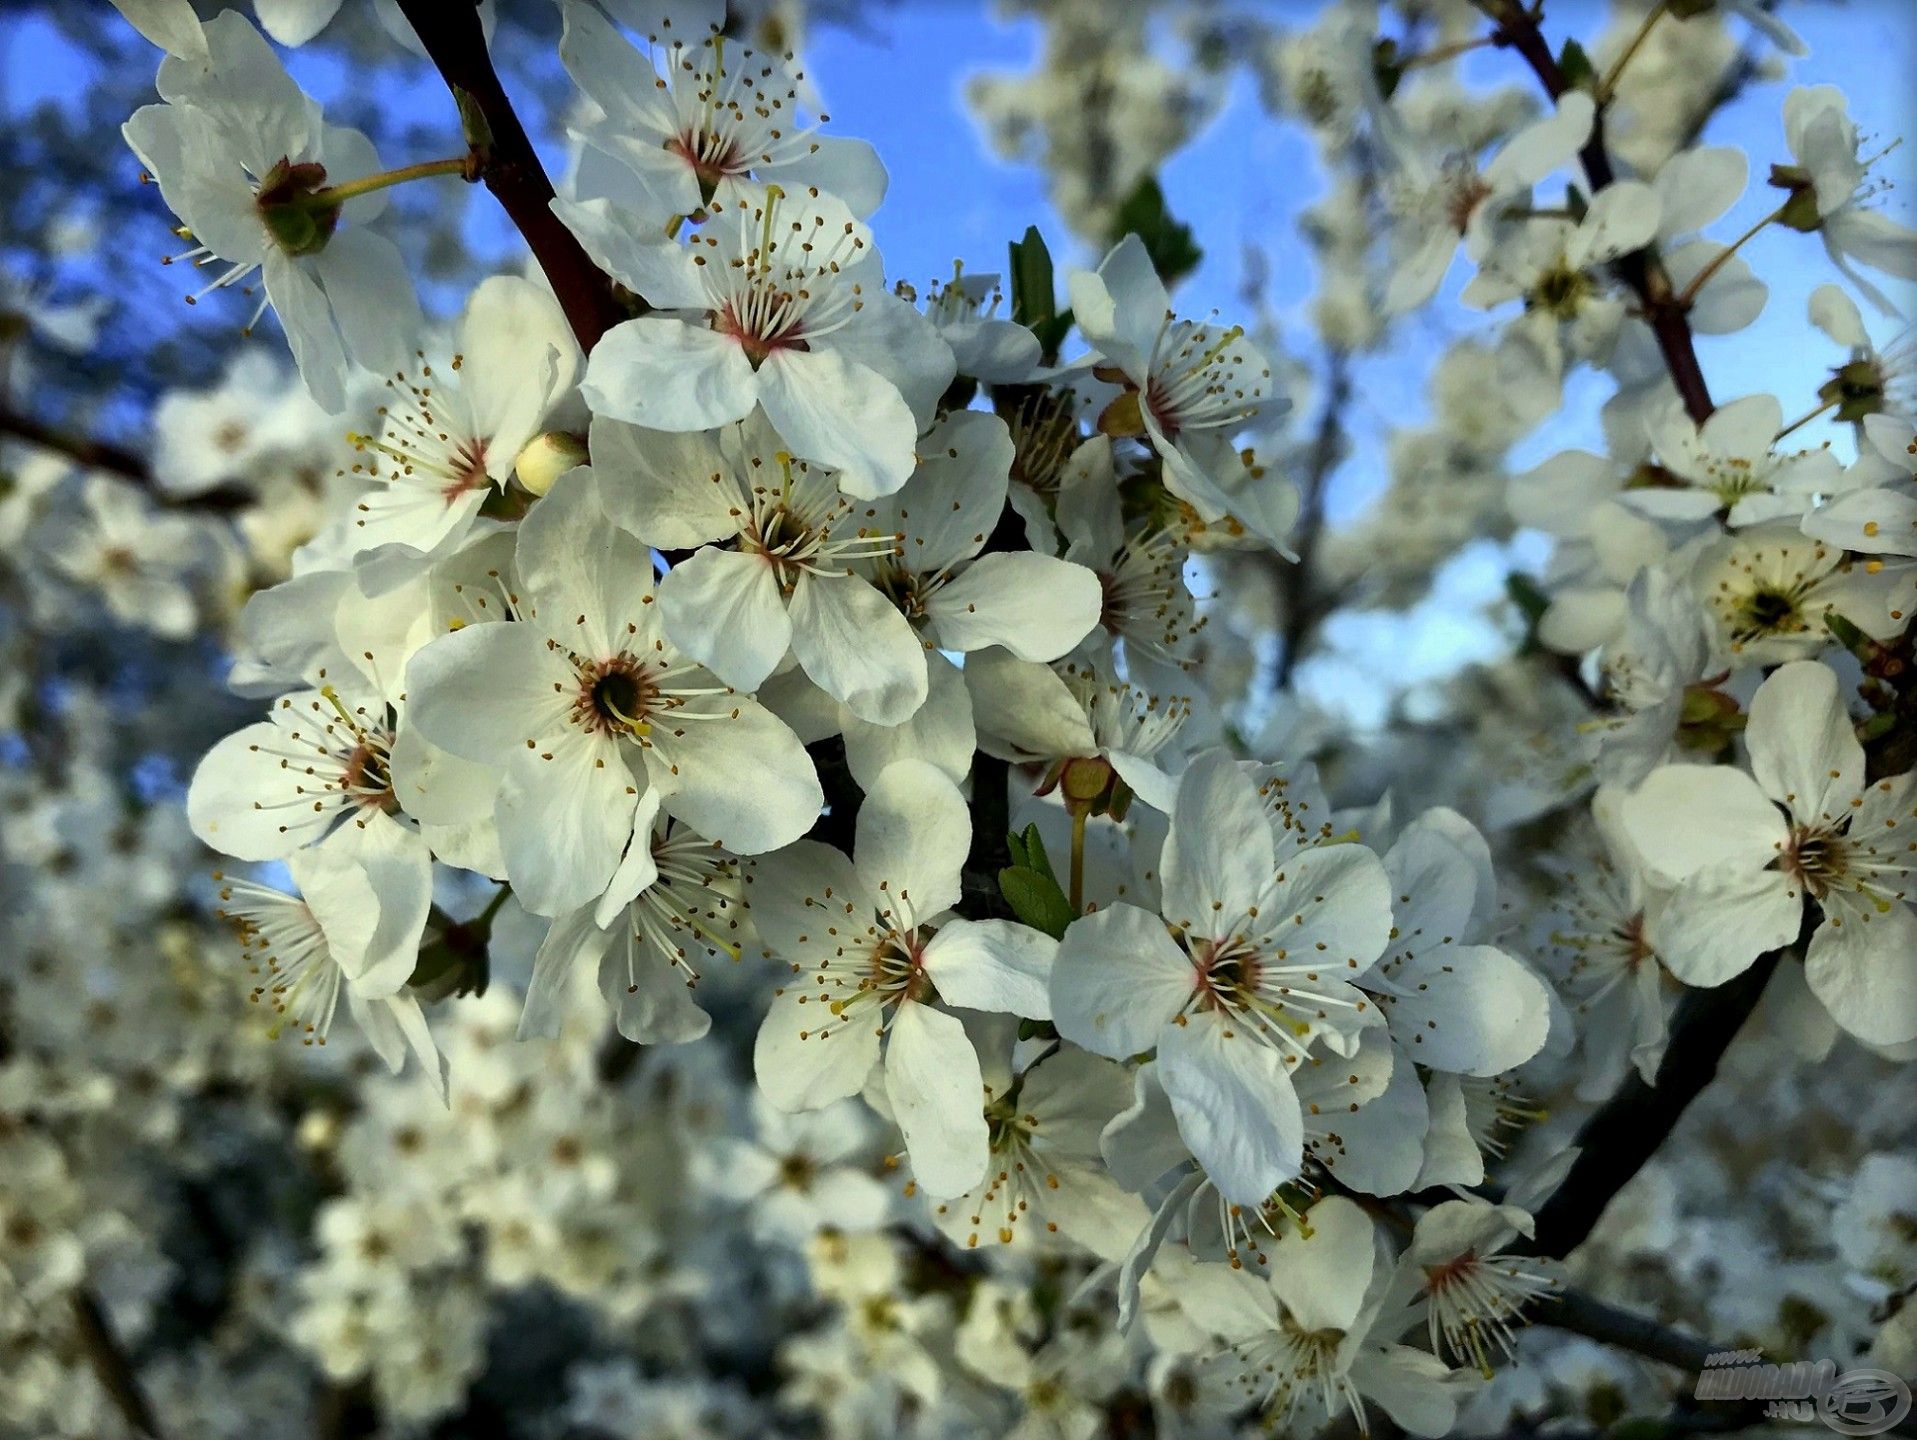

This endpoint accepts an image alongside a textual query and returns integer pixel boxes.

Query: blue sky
[806,0,1917,493]
[788,1,1914,720]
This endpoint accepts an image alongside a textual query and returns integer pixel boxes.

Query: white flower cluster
[1,0,1912,1433]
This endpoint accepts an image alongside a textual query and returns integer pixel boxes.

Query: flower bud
[1037,754,1137,821]
[513,430,589,496]
[1675,683,1745,755]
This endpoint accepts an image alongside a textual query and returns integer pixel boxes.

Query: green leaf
[1108,176,1203,286]
[1008,226,1073,363]
[1558,38,1597,90]
[1008,225,1056,329]
[454,85,494,169]
[1020,823,1058,884]
[998,865,1075,940]
[1005,827,1030,871]
[1004,823,1060,884]
[1824,609,1877,661]
[1506,572,1550,628]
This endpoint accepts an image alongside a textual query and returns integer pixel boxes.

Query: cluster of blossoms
[1,0,1912,1434]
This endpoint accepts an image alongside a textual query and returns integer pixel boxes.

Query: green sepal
[1108,175,1202,286]
[1008,225,1074,363]
[1557,38,1597,91]
[1006,823,1059,884]
[998,865,1075,940]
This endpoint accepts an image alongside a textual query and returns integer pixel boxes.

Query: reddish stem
[393,0,626,353]
[1493,4,1716,423]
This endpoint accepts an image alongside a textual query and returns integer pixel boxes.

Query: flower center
[1782,823,1850,898]
[1530,263,1591,318]
[701,185,869,365]
[1006,389,1082,497]
[1189,935,1265,1011]
[340,738,396,813]
[1610,912,1654,970]
[872,561,932,624]
[577,656,657,737]
[776,1152,819,1191]
[1444,166,1493,234]
[743,500,826,589]
[1739,585,1804,636]
[1143,322,1262,439]
[667,130,746,190]
[869,928,934,1005]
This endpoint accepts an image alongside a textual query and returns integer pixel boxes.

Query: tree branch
[0,408,251,511]
[1542,1286,1917,1438]
[1542,1287,1717,1371]
[1472,0,1778,1268]
[72,1287,165,1439]
[1271,351,1351,691]
[393,0,626,354]
[1,408,146,481]
[1490,2,1715,424]
[960,753,1016,921]
[1520,949,1781,1260]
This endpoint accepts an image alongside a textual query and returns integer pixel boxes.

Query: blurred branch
[1271,351,1351,691]
[394,0,626,353]
[1542,1287,1716,1371]
[596,1025,644,1084]
[72,1287,165,1440]
[960,753,1016,922]
[0,408,248,511]
[1519,948,1783,1259]
[1488,2,1715,424]
[1544,1286,1917,1437]
[2,408,146,482]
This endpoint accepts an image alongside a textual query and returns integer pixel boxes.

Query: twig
[1271,352,1351,690]
[960,754,1016,922]
[1543,1286,1917,1438]
[1520,949,1782,1259]
[1,409,147,481]
[1489,3,1715,424]
[1541,1287,1715,1371]
[596,1024,643,1084]
[394,0,626,353]
[71,1287,165,1439]
[0,408,251,511]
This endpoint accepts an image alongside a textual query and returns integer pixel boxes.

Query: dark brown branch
[0,408,250,511]
[1473,0,1779,1270]
[1543,1287,1917,1438]
[960,753,1016,921]
[1,409,147,482]
[1542,1287,1716,1371]
[1520,949,1781,1259]
[596,1025,643,1084]
[394,0,626,354]
[1271,351,1351,691]
[72,1287,165,1439]
[1490,3,1715,424]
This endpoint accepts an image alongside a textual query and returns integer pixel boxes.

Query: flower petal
[582,316,756,431]
[1159,1011,1303,1208]
[1051,902,1192,1059]
[885,1001,989,1197]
